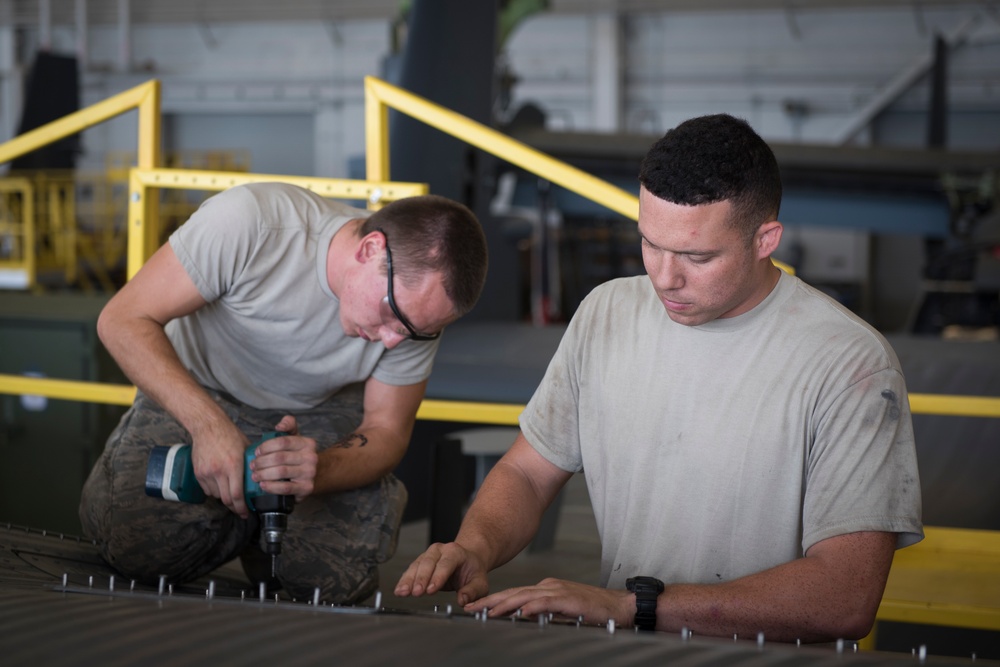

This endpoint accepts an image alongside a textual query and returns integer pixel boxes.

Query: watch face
[628,576,664,593]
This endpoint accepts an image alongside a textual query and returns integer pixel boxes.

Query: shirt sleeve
[372,335,442,386]
[168,186,263,302]
[802,366,924,551]
[519,296,589,474]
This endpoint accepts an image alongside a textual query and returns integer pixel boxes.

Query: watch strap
[626,576,664,631]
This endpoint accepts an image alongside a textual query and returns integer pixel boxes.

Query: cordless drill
[145,431,295,577]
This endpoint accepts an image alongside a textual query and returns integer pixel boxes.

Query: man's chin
[664,308,709,327]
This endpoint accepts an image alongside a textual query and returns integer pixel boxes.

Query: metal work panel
[0,526,984,667]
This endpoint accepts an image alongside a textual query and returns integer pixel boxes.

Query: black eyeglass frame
[379,228,441,341]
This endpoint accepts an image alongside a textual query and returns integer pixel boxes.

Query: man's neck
[326,218,365,298]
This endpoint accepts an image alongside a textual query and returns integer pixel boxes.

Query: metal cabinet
[0,292,127,535]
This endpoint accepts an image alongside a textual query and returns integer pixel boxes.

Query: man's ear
[755,220,783,259]
[355,230,385,263]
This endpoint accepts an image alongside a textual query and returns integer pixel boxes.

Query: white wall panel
[505,5,999,146]
[4,5,998,173]
[53,20,389,178]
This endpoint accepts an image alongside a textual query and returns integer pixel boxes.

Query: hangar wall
[3,4,998,171]
[0,1,998,329]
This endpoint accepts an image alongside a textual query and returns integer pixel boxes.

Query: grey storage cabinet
[0,293,128,535]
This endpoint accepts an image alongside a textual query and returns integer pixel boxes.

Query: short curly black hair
[638,114,781,242]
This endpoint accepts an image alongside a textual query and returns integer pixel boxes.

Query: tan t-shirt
[520,271,923,589]
[166,182,439,411]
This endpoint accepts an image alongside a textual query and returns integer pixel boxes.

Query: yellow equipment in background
[0,149,252,293]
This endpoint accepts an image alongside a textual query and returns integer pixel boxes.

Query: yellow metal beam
[363,76,796,275]
[0,374,136,406]
[131,168,428,200]
[416,399,522,426]
[126,169,147,280]
[137,80,163,265]
[862,525,1000,647]
[0,372,995,423]
[136,80,162,172]
[125,167,429,280]
[364,76,639,221]
[0,80,160,167]
[909,393,1000,418]
[0,373,522,424]
[364,78,391,184]
[874,601,1000,630]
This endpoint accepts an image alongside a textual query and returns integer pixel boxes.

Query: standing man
[395,114,922,642]
[81,182,488,604]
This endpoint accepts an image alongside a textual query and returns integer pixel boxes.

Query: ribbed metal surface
[7,0,982,26]
[0,525,980,667]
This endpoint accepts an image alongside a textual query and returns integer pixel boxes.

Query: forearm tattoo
[332,433,368,449]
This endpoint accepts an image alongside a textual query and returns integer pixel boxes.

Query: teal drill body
[145,431,295,574]
[145,431,282,507]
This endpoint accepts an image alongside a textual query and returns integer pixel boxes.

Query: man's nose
[379,326,407,350]
[652,254,684,290]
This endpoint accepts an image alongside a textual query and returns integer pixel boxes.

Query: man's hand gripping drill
[145,416,318,577]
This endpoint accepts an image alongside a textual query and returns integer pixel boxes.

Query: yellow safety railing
[0,75,998,647]
[364,76,638,220]
[1,75,999,425]
[5,372,997,426]
[0,80,163,277]
[859,525,1000,650]
[0,374,524,426]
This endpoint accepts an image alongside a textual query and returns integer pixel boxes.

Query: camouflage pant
[79,384,407,604]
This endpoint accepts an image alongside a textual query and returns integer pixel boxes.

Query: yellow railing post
[364,78,391,185]
[23,182,36,291]
[0,75,997,437]
[126,169,148,280]
[136,80,162,272]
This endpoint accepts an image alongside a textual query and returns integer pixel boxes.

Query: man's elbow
[813,594,881,641]
[835,606,878,641]
[802,530,894,641]
[96,307,117,350]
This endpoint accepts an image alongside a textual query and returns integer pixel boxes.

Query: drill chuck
[253,493,296,557]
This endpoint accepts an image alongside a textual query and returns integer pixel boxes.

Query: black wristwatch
[626,576,664,631]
